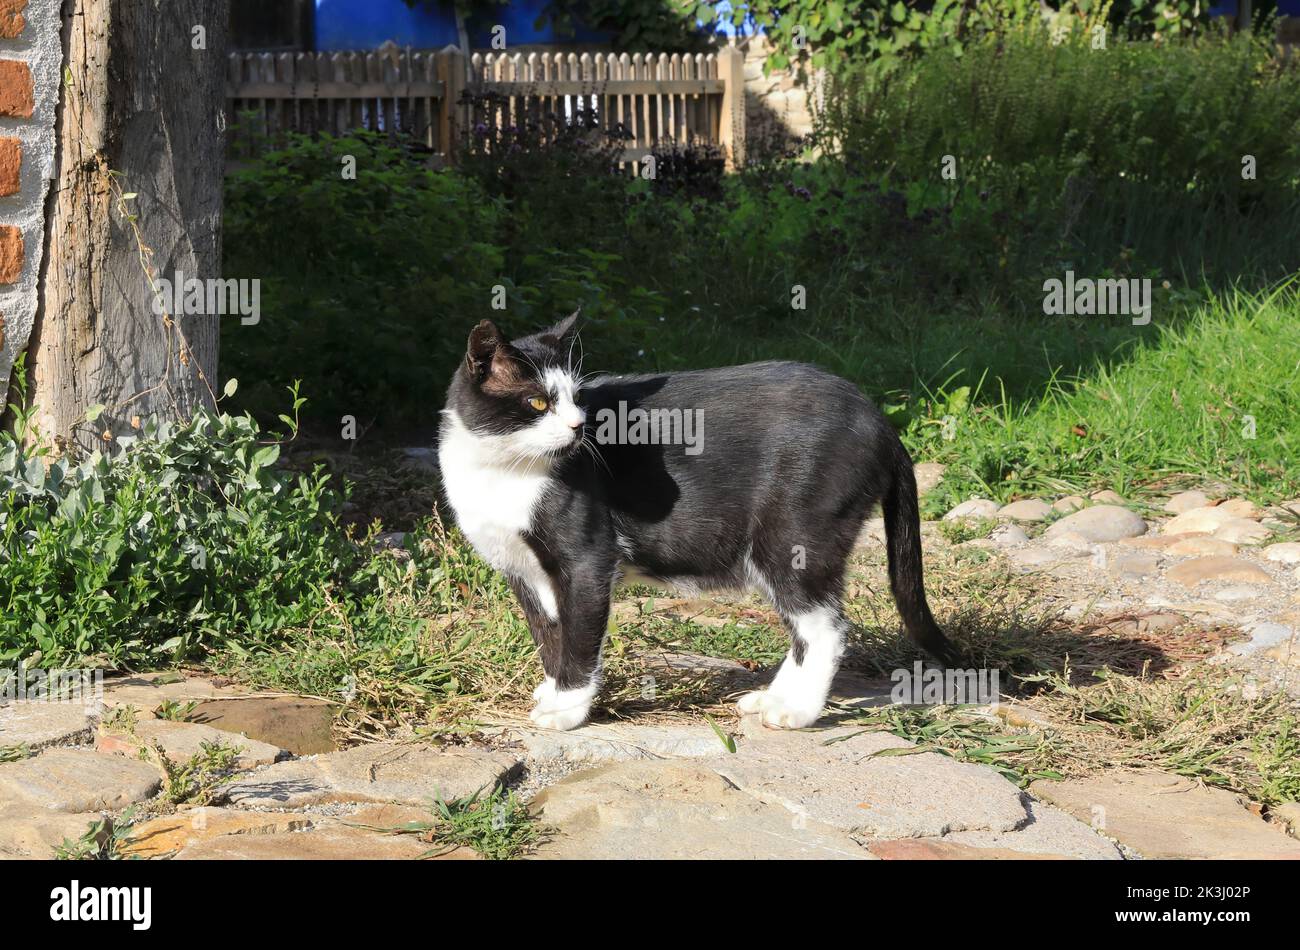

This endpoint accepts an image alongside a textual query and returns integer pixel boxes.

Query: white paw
[529,701,590,731]
[736,689,821,729]
[529,676,596,731]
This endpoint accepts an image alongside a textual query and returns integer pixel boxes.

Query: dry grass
[1023,668,1300,803]
[847,667,1300,804]
[840,543,1211,685]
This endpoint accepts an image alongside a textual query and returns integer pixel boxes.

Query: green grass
[358,785,545,860]
[618,614,789,666]
[204,519,541,742]
[911,284,1300,510]
[937,517,998,544]
[1031,669,1300,805]
[837,670,1300,806]
[835,704,1065,788]
[0,743,30,763]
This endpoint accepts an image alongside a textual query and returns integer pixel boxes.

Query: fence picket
[294,52,311,135]
[254,53,271,143]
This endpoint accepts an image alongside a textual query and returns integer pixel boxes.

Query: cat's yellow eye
[528,396,549,412]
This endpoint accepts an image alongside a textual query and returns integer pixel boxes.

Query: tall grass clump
[817,23,1300,285]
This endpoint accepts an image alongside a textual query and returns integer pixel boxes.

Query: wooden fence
[224,45,746,171]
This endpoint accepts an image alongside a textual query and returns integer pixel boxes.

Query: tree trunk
[25,0,229,453]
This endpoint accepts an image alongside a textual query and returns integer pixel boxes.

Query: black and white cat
[438,313,958,731]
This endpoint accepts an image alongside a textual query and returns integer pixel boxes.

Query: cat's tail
[881,444,961,666]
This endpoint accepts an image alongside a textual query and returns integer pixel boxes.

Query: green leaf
[870,745,932,757]
[945,386,971,416]
[251,444,280,469]
[704,714,737,753]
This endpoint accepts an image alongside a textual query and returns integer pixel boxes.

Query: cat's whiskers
[579,431,612,479]
[567,331,586,382]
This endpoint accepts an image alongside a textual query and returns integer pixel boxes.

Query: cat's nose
[567,410,586,430]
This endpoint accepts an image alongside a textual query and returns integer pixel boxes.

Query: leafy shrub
[0,391,361,668]
[743,0,1042,77]
[457,94,627,199]
[648,140,727,200]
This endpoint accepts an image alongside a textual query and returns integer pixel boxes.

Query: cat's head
[446,312,587,458]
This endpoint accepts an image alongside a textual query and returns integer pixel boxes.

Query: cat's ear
[465,319,503,382]
[537,309,581,351]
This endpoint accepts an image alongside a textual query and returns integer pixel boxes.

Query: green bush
[545,0,1236,78]
[0,392,361,668]
[822,24,1300,194]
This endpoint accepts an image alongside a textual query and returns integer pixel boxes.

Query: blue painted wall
[1209,0,1300,15]
[314,0,613,50]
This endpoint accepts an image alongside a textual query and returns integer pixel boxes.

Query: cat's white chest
[442,461,546,560]
[438,412,559,619]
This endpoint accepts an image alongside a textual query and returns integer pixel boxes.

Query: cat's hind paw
[529,704,590,731]
[736,689,821,729]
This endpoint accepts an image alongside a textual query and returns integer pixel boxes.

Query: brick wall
[0,0,62,396]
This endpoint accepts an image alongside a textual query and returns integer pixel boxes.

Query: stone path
[929,483,1300,699]
[2,474,1298,860]
[0,672,1128,860]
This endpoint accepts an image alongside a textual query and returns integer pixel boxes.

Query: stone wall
[0,0,61,396]
[736,35,824,152]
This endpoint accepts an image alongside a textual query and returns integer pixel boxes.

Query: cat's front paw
[529,676,595,731]
[736,689,821,729]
